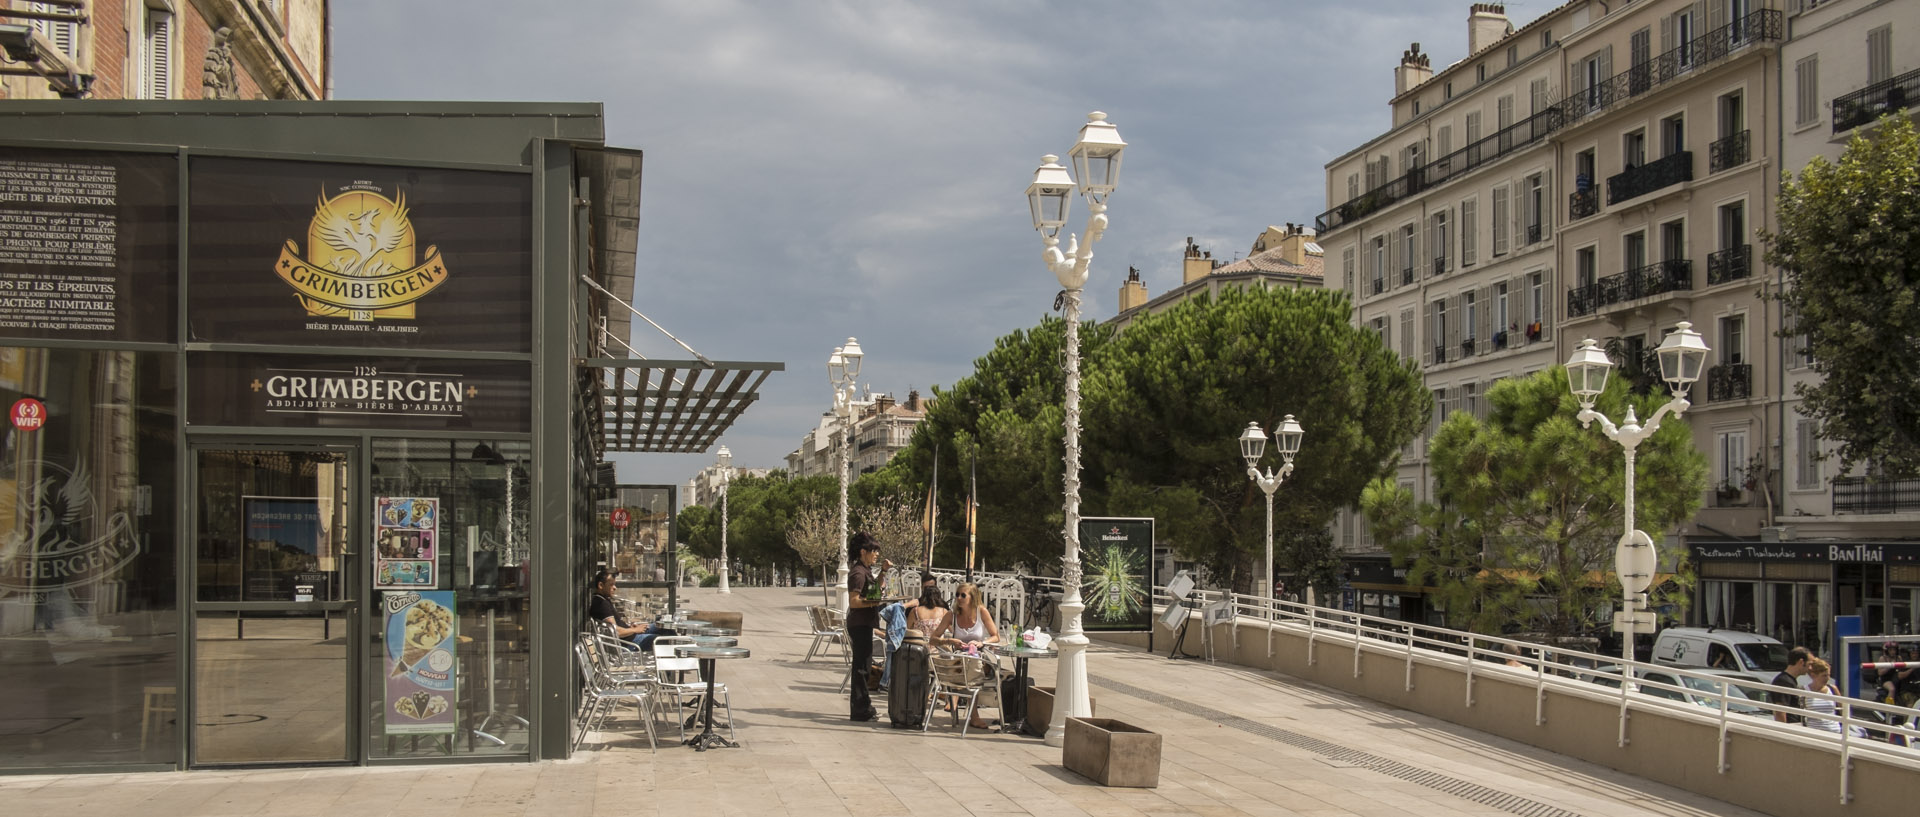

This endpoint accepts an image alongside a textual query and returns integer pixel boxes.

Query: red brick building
[2,0,326,100]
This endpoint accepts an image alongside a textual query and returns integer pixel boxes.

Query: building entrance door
[188,445,359,765]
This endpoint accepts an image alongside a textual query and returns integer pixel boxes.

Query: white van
[1651,627,1790,684]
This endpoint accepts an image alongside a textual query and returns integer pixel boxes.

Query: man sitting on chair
[588,569,669,651]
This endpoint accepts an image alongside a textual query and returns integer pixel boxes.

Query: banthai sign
[1691,541,1920,564]
[187,156,532,352]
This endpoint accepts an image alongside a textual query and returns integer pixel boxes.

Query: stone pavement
[0,587,1767,817]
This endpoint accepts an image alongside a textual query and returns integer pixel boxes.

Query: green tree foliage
[1361,368,1707,637]
[682,471,839,581]
[1083,286,1428,591]
[872,316,1116,573]
[1764,116,1920,478]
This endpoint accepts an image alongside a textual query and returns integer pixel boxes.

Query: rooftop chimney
[906,389,921,412]
[1279,223,1318,266]
[1183,237,1215,284]
[1118,266,1149,313]
[1394,42,1433,96]
[1469,3,1512,56]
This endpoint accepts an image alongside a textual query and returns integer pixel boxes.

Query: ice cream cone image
[392,599,452,677]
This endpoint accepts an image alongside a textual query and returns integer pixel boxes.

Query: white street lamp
[1241,415,1304,635]
[827,338,864,611]
[717,445,733,594]
[1027,111,1125,748]
[1565,321,1708,726]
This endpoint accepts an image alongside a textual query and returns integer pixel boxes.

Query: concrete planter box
[1063,717,1161,788]
[1025,686,1096,738]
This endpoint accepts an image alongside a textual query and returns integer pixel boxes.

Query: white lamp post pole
[717,445,732,594]
[1027,112,1125,748]
[1240,416,1304,634]
[1565,321,1708,739]
[827,338,864,612]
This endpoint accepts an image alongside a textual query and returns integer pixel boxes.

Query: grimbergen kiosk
[0,102,777,772]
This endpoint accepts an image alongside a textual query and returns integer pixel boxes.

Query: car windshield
[1738,643,1790,671]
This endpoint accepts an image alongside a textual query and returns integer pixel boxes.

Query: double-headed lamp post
[1026,111,1125,748]
[1240,416,1304,614]
[1564,321,1708,691]
[827,337,864,611]
[717,445,732,594]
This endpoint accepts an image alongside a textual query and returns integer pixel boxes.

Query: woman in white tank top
[941,581,1001,729]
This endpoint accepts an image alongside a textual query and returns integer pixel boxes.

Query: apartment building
[784,390,929,479]
[1,0,327,100]
[1106,225,1324,331]
[1317,4,1576,622]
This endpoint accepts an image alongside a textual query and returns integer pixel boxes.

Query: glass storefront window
[0,348,178,767]
[1764,581,1831,656]
[596,486,675,614]
[369,438,530,758]
[1701,580,1756,630]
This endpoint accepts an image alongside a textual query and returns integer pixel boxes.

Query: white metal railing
[936,570,1920,803]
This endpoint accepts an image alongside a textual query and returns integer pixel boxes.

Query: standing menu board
[1077,517,1155,633]
[375,496,438,589]
[0,148,178,342]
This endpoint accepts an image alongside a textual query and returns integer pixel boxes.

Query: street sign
[609,508,631,529]
[1611,609,1655,633]
[1614,529,1657,595]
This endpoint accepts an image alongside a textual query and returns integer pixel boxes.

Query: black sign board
[186,156,532,352]
[188,352,531,433]
[1076,516,1155,633]
[1690,541,1920,565]
[0,147,178,343]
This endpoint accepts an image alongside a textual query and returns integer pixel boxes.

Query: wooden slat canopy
[583,357,782,453]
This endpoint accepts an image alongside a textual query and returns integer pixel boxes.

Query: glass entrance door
[190,446,356,765]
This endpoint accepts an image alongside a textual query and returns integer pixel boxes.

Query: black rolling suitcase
[887,637,930,729]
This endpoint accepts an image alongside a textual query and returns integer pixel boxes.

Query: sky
[334,0,1484,487]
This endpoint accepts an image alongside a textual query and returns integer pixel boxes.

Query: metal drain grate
[1089,675,1588,817]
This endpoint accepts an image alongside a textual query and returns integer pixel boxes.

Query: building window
[1720,313,1746,365]
[1371,237,1386,293]
[1676,8,1696,69]
[1460,199,1478,266]
[1497,94,1514,130]
[1432,300,1449,363]
[1624,230,1647,270]
[1445,81,1454,100]
[1661,219,1685,263]
[1463,381,1480,418]
[1431,210,1449,273]
[1717,430,1749,493]
[1438,125,1453,157]
[1400,308,1415,361]
[1401,224,1417,283]
[1507,45,1518,68]
[1661,114,1686,157]
[1466,111,1482,144]
[1342,246,1356,295]
[1795,55,1819,126]
[1523,173,1543,245]
[1495,281,1510,340]
[1529,271,1545,330]
[1795,418,1822,490]
[1542,28,1552,49]
[1719,201,1745,249]
[1530,78,1550,116]
[1719,90,1745,138]
[1623,129,1647,169]
[1348,173,1360,200]
[1576,246,1597,288]
[1477,63,1486,82]
[1463,290,1478,346]
[27,1,78,58]
[144,8,175,99]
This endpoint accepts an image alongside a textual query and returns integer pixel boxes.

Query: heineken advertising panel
[0,147,178,343]
[188,352,532,432]
[1076,516,1155,632]
[186,156,532,351]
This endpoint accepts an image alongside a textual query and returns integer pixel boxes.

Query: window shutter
[1600,46,1613,87]
[1510,185,1524,251]
[1478,285,1495,353]
[1409,225,1420,278]
[1542,169,1554,235]
[147,12,174,99]
[1504,275,1523,346]
[1497,95,1514,130]
[1539,272,1553,332]
[1529,79,1548,116]
[1447,294,1463,352]
[1491,186,1510,256]
[1423,302,1437,366]
[1342,247,1355,295]
[1868,27,1892,84]
[1706,0,1725,33]
[1461,200,1477,266]
[1660,16,1674,53]
[1466,111,1482,143]
[1400,309,1415,360]
[29,2,77,57]
[1438,125,1453,157]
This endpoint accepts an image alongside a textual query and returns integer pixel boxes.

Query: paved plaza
[0,587,1766,817]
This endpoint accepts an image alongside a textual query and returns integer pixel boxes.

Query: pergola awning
[584,357,783,453]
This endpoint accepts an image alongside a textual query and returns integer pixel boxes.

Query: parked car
[1582,665,1772,717]
[1651,627,1788,684]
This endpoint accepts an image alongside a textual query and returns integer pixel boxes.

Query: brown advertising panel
[189,352,531,432]
[187,157,531,352]
[0,147,178,343]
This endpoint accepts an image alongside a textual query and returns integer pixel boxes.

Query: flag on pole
[922,446,939,565]
[965,448,978,575]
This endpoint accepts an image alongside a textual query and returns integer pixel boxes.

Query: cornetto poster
[0,147,178,343]
[186,157,531,351]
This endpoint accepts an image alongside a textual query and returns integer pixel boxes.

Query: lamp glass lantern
[826,347,846,384]
[1655,321,1709,393]
[1239,421,1267,467]
[839,336,864,380]
[1565,338,1614,406]
[1067,112,1126,205]
[1026,155,1075,239]
[1274,414,1304,462]
[717,445,731,471]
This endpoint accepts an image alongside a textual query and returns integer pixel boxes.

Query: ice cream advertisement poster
[383,590,457,735]
[374,496,438,590]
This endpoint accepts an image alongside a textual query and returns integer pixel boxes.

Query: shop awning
[584,357,783,453]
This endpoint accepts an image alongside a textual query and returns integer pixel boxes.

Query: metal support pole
[835,398,851,611]
[718,472,731,593]
[1047,285,1091,748]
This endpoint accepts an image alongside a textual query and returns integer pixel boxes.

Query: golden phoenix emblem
[274,187,451,321]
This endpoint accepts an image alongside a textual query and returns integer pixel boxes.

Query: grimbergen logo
[0,462,141,600]
[274,183,450,322]
[252,365,477,419]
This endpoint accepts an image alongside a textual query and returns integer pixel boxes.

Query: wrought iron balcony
[1318,107,1566,235]
[1707,244,1751,285]
[1401,266,1415,286]
[1569,188,1599,221]
[1371,278,1384,295]
[1833,476,1920,514]
[1567,259,1693,318]
[1833,66,1920,133]
[1709,130,1749,173]
[1560,10,1782,123]
[1461,337,1476,356]
[1433,345,1448,365]
[1492,330,1509,350]
[1432,256,1446,277]
[1607,151,1693,205]
[1706,362,1751,402]
[1525,224,1542,245]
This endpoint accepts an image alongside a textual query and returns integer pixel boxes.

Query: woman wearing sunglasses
[938,581,1002,730]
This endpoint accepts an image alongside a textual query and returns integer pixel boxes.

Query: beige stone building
[1,0,327,101]
[784,389,929,479]
[1105,225,1323,331]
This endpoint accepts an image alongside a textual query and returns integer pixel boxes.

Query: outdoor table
[674,644,749,751]
[689,635,738,648]
[681,623,738,637]
[991,642,1057,735]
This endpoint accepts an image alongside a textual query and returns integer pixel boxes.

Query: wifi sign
[10,398,45,432]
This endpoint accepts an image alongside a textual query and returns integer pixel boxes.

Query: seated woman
[937,581,1002,730]
[906,572,949,638]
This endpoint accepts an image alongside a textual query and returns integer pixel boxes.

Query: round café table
[991,642,1057,735]
[674,644,749,751]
